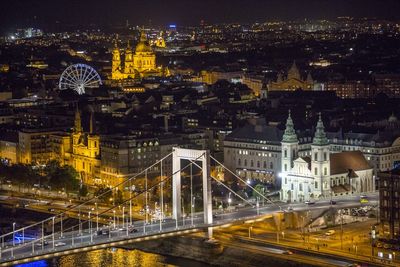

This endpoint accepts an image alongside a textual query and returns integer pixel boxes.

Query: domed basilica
[111,31,169,80]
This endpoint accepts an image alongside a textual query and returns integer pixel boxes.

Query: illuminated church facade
[111,31,169,80]
[268,61,314,91]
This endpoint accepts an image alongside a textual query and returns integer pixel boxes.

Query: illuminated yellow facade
[111,31,169,80]
[268,61,314,91]
[71,108,101,185]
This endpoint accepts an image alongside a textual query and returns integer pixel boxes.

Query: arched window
[250,160,254,167]
[263,161,267,168]
[324,167,327,175]
[244,159,247,166]
[270,162,273,169]
[257,161,260,168]
[284,149,287,158]
[284,164,287,171]
[323,152,327,161]
[238,158,241,165]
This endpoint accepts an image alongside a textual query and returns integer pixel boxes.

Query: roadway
[0,192,378,266]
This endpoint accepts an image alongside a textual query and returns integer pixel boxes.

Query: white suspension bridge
[0,147,368,266]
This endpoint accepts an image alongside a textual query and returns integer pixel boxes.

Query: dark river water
[14,248,210,267]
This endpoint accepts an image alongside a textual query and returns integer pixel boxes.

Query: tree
[78,184,89,198]
[48,165,79,192]
[253,183,265,198]
[94,186,113,204]
[114,189,124,205]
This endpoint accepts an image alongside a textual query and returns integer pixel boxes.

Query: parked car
[55,242,66,247]
[325,230,336,236]
[329,200,337,205]
[305,201,315,205]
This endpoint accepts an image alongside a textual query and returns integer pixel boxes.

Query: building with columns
[280,113,375,202]
[268,61,314,91]
[111,31,169,80]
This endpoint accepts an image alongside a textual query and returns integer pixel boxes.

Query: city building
[280,113,375,202]
[223,113,400,188]
[111,31,169,80]
[268,62,314,91]
[70,109,101,185]
[379,167,400,240]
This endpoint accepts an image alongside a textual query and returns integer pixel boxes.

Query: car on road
[329,200,337,205]
[129,228,138,233]
[305,201,315,205]
[35,241,48,247]
[325,230,336,236]
[101,229,110,235]
[282,250,293,255]
[48,208,55,212]
[55,242,66,247]
[286,206,293,211]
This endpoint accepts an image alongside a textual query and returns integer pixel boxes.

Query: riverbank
[120,233,317,267]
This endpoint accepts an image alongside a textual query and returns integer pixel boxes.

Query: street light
[95,202,99,232]
[12,222,16,247]
[89,212,92,243]
[113,210,116,229]
[248,226,253,238]
[122,207,125,229]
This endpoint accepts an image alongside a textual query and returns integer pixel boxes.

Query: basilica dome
[135,31,153,53]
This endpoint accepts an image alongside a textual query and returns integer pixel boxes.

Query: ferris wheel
[59,64,102,95]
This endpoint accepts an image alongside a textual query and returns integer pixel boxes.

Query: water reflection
[15,248,208,267]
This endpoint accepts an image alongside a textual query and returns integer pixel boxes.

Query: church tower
[260,81,268,99]
[287,61,301,80]
[311,113,330,197]
[124,40,134,75]
[111,40,122,80]
[87,111,100,159]
[281,110,299,174]
[73,106,83,146]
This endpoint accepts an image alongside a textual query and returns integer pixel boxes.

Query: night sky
[1,0,399,32]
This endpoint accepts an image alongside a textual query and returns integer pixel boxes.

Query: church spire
[288,60,301,80]
[74,106,82,133]
[313,113,329,146]
[89,112,94,134]
[282,110,298,143]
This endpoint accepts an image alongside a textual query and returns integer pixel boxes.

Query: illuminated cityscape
[0,0,400,266]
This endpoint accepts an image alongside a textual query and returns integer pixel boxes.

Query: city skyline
[1,0,400,33]
[0,1,399,266]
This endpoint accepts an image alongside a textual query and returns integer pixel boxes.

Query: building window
[238,158,241,165]
[257,161,260,168]
[285,177,287,184]
[299,183,303,191]
[323,152,327,161]
[324,167,327,175]
[291,183,294,190]
[314,167,318,175]
[284,149,287,158]
[263,161,267,168]
[244,159,247,167]
[250,160,254,167]
[315,181,318,189]
[284,164,287,171]
[314,152,318,161]
[270,162,273,169]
